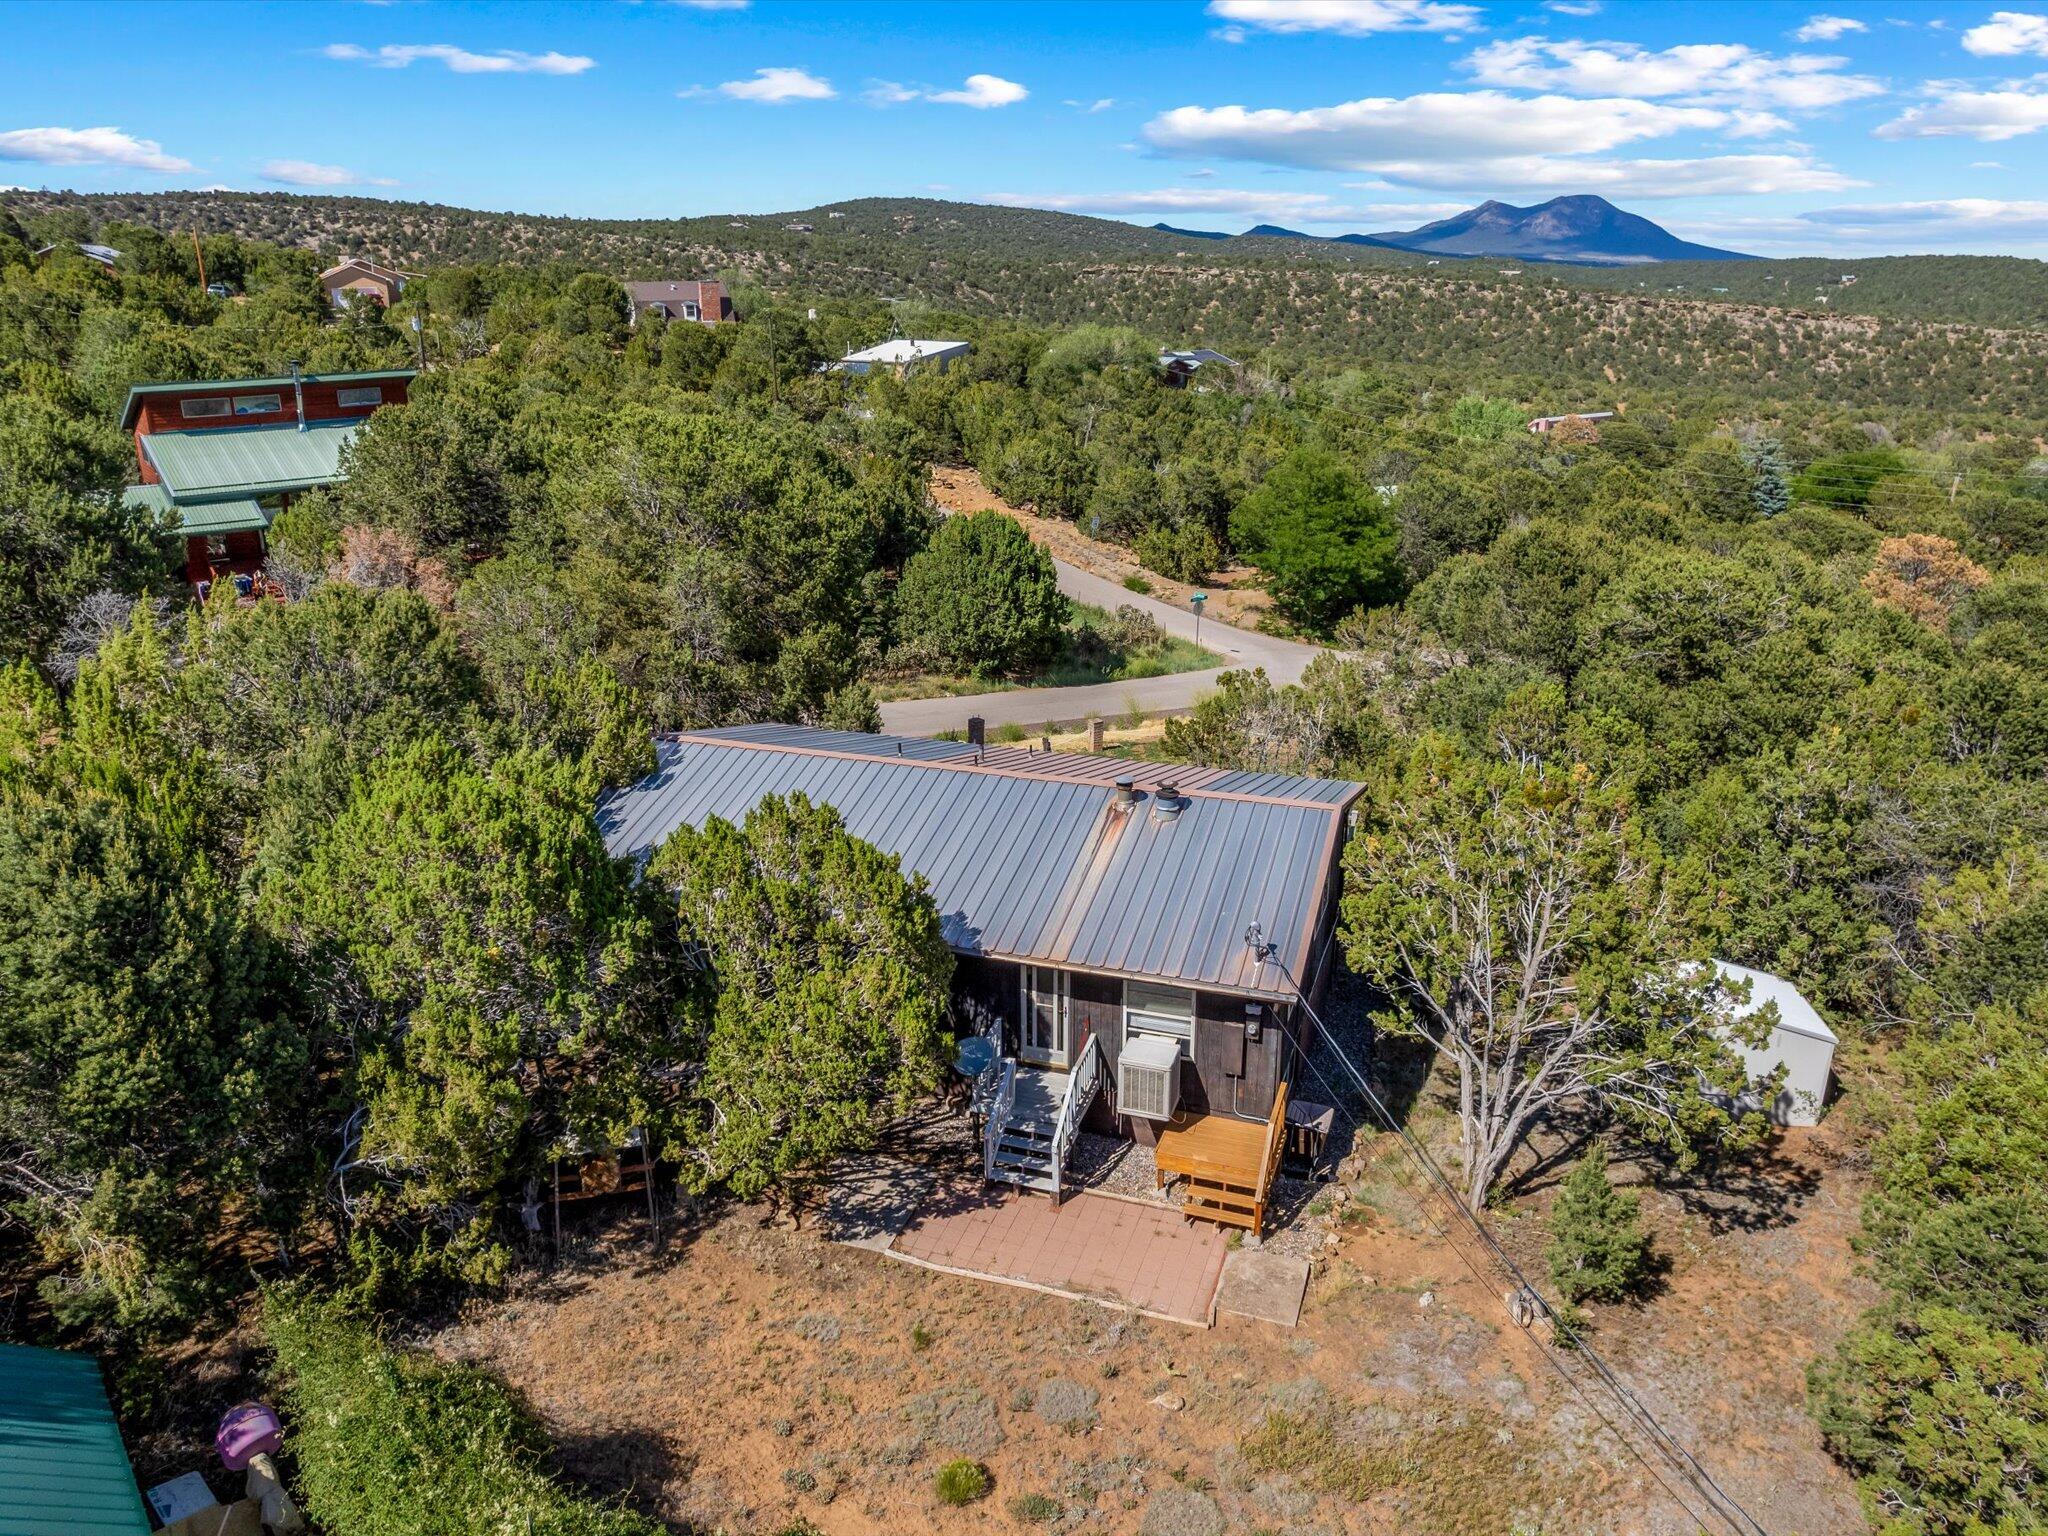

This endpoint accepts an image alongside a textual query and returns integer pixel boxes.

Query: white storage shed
[1706,960,1838,1127]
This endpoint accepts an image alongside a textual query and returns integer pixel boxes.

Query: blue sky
[3,1,2046,255]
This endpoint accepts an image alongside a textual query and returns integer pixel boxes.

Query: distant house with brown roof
[319,258,419,309]
[624,279,731,328]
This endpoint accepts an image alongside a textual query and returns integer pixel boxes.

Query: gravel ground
[1065,1132,1333,1262]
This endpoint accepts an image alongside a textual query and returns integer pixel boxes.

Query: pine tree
[1546,1141,1652,1306]
[1743,437,1791,519]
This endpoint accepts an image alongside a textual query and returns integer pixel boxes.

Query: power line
[1263,947,1772,1536]
[1286,1039,1734,1533]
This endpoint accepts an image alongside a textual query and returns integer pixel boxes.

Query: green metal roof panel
[0,1344,151,1536]
[120,369,416,428]
[121,483,172,515]
[139,420,358,502]
[170,497,273,536]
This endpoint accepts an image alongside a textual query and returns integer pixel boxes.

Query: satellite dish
[954,1036,998,1077]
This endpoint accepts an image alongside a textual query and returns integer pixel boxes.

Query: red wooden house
[120,368,415,593]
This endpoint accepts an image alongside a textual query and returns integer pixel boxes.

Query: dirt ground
[928,465,1280,632]
[428,1103,1876,1536]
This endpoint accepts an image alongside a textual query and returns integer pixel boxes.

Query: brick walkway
[887,1187,1228,1325]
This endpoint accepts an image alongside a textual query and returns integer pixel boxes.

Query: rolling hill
[5,189,2045,336]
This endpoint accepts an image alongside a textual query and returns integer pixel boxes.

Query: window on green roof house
[233,394,281,415]
[180,397,229,419]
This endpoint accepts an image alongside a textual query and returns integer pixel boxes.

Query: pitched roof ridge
[665,727,1355,810]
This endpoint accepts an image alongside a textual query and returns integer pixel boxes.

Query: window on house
[336,386,382,408]
[232,394,282,416]
[205,534,229,561]
[1124,980,1195,1044]
[682,302,700,321]
[180,397,230,420]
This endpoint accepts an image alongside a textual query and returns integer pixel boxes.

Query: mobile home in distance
[832,338,971,378]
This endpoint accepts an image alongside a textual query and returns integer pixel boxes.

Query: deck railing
[981,1057,1017,1182]
[1048,1033,1106,1202]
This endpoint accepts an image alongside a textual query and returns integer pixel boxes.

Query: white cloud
[984,187,1467,227]
[1374,151,1858,196]
[323,43,594,75]
[1962,11,2048,56]
[1145,89,1860,196]
[865,74,1028,109]
[1793,15,1866,42]
[1545,1,1603,15]
[1876,80,2048,140]
[0,125,192,172]
[261,158,398,188]
[1206,0,1482,37]
[1150,91,1718,168]
[1682,198,2048,254]
[929,73,1028,108]
[714,66,835,102]
[1971,158,2007,166]
[669,0,751,8]
[1063,97,1118,113]
[1462,37,1882,110]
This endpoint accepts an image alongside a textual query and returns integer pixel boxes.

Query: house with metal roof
[119,368,415,594]
[0,1344,151,1536]
[1158,348,1239,388]
[32,241,123,271]
[598,723,1363,1233]
[830,338,971,378]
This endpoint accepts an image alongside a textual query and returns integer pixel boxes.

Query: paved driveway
[878,557,1323,737]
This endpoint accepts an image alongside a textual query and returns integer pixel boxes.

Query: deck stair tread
[983,1062,1098,1202]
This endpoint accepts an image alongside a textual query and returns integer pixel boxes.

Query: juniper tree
[1341,736,1770,1210]
[1546,1141,1652,1306]
[650,792,953,1199]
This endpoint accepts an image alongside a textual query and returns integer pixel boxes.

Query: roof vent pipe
[1152,781,1184,823]
[1113,777,1136,809]
[289,360,306,432]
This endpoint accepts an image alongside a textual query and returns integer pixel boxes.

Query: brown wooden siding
[953,957,1314,1134]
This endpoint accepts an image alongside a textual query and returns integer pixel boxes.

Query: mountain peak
[1368,195,1753,266]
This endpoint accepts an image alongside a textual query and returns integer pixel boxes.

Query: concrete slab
[1218,1247,1311,1328]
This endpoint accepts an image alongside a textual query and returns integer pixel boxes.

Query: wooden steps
[1154,1081,1289,1238]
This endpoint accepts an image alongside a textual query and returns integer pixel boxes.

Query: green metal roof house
[0,1344,151,1536]
[120,367,415,593]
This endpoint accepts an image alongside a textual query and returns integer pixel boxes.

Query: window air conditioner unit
[1118,1035,1182,1122]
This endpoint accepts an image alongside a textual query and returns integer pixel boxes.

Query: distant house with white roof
[832,338,971,378]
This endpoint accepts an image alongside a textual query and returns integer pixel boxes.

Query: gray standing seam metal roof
[597,725,1362,1000]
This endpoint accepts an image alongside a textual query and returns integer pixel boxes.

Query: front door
[1020,966,1070,1068]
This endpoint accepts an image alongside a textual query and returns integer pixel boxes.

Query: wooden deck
[1152,1081,1290,1237]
